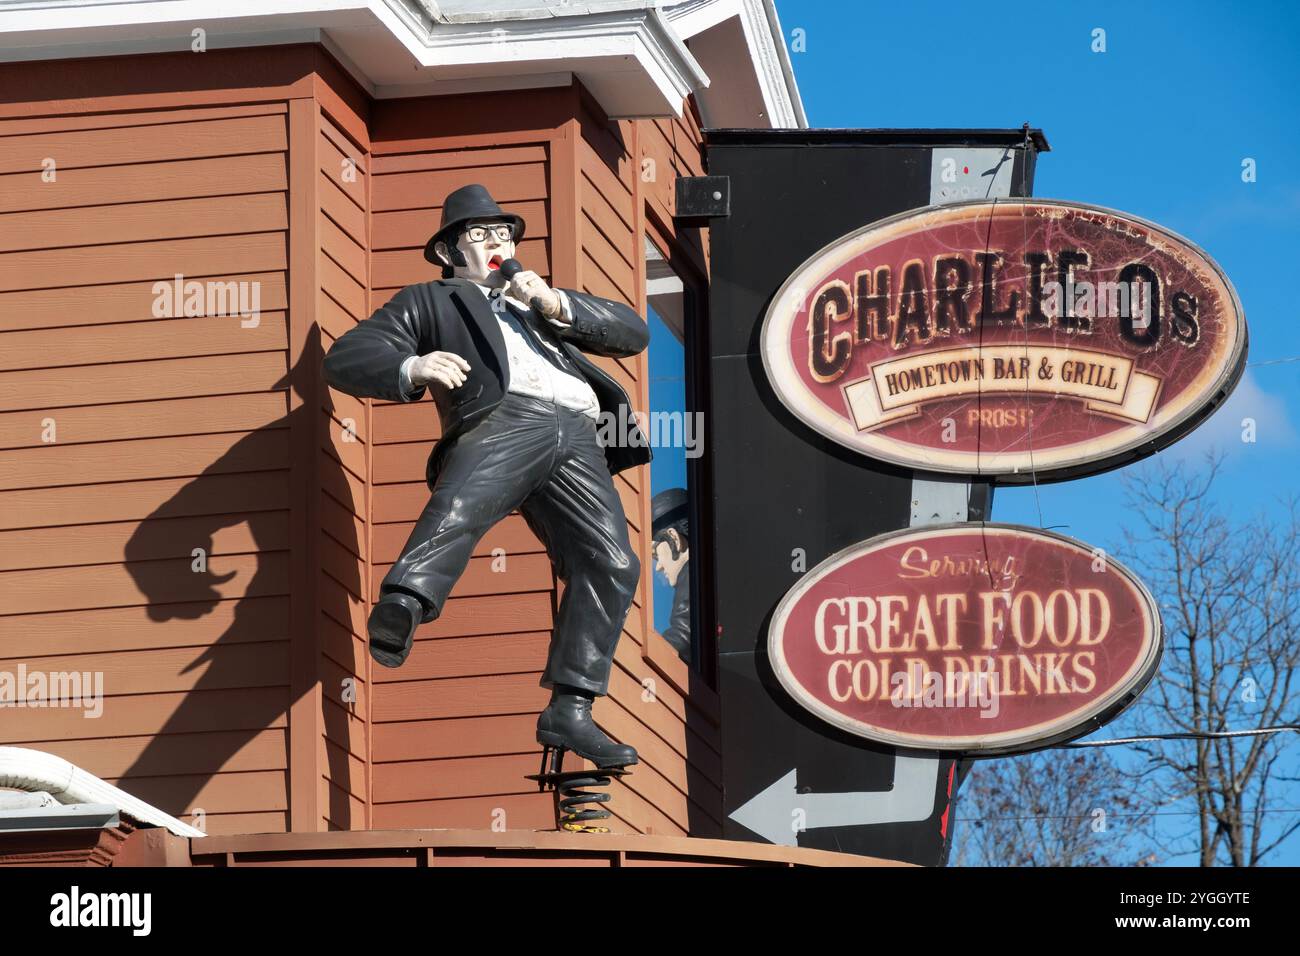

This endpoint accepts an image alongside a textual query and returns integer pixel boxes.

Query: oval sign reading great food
[768,524,1162,754]
[761,199,1247,480]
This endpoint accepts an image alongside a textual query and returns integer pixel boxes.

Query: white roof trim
[0,0,802,124]
[0,746,206,839]
[755,0,805,127]
[411,8,709,115]
[0,803,124,834]
[0,0,713,118]
[665,0,804,127]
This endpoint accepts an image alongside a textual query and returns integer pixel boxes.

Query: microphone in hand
[497,258,552,317]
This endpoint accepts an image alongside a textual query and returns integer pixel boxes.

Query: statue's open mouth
[489,255,503,271]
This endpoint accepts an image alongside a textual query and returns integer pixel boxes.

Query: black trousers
[381,393,640,696]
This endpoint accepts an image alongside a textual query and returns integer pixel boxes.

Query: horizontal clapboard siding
[316,103,372,832]
[0,100,293,835]
[573,89,723,837]
[638,96,710,268]
[0,52,720,842]
[362,90,591,830]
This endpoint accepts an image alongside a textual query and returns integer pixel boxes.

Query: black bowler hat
[651,488,690,536]
[423,184,526,266]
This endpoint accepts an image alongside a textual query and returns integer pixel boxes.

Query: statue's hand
[509,269,563,320]
[408,350,471,391]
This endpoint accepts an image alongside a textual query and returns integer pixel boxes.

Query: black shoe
[536,691,638,768]
[367,592,424,668]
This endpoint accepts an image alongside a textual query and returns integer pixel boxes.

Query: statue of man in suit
[322,184,651,768]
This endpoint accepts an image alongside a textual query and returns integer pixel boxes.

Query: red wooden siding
[0,98,294,837]
[364,91,567,833]
[573,90,723,837]
[314,95,373,833]
[638,97,711,270]
[0,46,722,842]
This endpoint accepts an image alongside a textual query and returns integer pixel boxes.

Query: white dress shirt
[397,283,600,421]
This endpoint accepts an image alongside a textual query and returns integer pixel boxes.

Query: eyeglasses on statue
[463,223,516,242]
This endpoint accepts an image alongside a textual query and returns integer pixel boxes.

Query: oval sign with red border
[761,199,1247,481]
[768,524,1163,754]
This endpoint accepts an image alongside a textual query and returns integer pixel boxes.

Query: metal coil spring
[557,773,613,828]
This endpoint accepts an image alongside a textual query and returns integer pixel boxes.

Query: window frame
[640,219,718,698]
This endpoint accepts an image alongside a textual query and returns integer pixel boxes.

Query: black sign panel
[703,129,1043,865]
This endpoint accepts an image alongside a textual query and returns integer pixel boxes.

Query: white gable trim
[0,0,801,123]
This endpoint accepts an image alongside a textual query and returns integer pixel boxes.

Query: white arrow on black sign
[728,756,940,847]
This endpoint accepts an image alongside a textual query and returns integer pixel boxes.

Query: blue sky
[776,0,1300,537]
[770,0,1300,864]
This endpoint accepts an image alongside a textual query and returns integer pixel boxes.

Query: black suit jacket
[663,560,692,664]
[322,277,653,484]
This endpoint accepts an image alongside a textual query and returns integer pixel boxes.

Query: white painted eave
[408,7,711,116]
[665,0,805,128]
[0,0,713,117]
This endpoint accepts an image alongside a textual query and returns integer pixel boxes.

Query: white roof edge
[414,0,675,26]
[0,0,803,124]
[661,0,738,37]
[0,746,206,839]
[758,0,806,127]
[0,1,714,119]
[408,8,709,109]
[0,803,123,834]
[664,0,805,128]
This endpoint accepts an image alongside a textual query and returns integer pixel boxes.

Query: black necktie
[496,294,579,377]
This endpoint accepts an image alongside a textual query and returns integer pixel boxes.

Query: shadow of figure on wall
[121,329,365,833]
